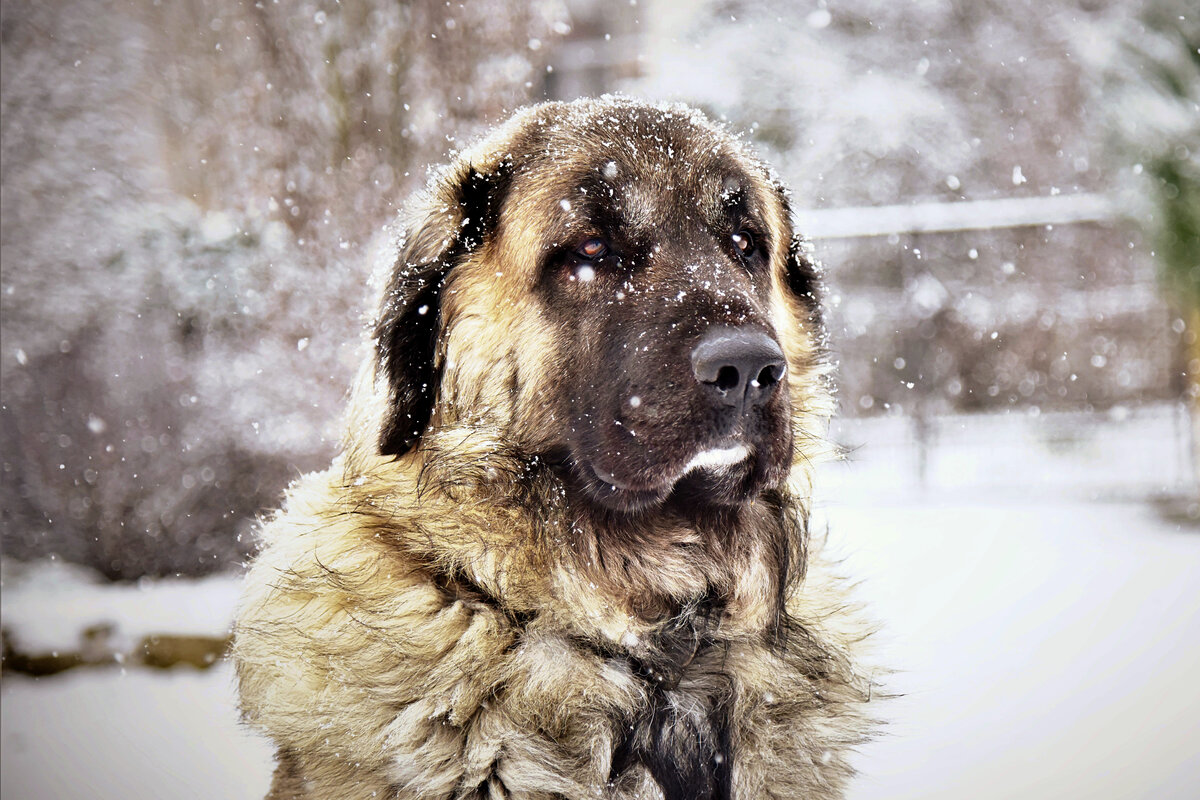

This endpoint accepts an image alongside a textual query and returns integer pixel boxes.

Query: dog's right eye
[575,238,608,260]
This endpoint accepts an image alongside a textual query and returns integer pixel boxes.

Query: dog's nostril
[714,365,741,392]
[754,363,785,388]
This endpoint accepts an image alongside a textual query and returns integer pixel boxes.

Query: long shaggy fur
[234,96,879,800]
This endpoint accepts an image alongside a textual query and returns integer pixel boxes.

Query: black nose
[691,326,787,412]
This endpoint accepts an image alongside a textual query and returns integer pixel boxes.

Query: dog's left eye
[732,230,755,256]
[576,238,608,260]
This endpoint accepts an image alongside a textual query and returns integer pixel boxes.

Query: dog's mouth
[680,444,751,474]
[573,442,760,514]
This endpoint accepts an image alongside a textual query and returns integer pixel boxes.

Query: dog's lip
[588,442,751,494]
[583,461,672,513]
[577,441,761,513]
[590,462,634,491]
[679,444,750,474]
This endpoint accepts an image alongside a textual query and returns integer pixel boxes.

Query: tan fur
[235,97,879,800]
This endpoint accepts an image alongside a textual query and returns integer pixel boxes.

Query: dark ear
[374,162,512,456]
[784,233,823,315]
[772,180,823,316]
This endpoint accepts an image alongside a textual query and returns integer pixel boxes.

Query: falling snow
[0,0,1195,797]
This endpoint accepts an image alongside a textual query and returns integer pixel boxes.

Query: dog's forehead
[513,108,771,237]
[592,169,742,236]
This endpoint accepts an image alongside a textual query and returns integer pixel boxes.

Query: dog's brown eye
[732,230,754,255]
[576,238,608,260]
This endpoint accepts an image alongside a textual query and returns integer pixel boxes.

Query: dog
[234,96,878,800]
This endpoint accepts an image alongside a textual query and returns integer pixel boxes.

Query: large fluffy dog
[234,96,877,800]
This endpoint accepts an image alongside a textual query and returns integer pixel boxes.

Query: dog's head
[373,97,827,515]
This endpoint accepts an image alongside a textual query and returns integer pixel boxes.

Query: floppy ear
[771,181,823,316]
[783,233,823,315]
[374,161,512,456]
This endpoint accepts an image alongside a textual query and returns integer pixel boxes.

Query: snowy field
[831,498,1200,800]
[1,663,272,800]
[3,455,1198,798]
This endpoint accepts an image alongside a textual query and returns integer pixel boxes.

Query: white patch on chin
[682,444,750,474]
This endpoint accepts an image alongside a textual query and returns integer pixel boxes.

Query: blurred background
[1,1,1197,798]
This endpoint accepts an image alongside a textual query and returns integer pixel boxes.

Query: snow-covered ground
[828,498,1200,800]
[3,492,1198,798]
[1,560,241,654]
[1,663,271,800]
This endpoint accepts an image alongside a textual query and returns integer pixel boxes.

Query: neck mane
[341,419,814,654]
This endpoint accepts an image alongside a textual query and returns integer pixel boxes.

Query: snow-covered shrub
[1,0,569,577]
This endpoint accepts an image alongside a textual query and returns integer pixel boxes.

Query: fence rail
[798,193,1118,239]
